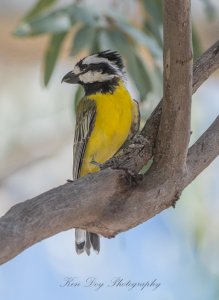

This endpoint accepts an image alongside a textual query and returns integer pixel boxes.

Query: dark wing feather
[72,98,96,180]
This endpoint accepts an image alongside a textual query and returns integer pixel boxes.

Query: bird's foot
[90,160,104,170]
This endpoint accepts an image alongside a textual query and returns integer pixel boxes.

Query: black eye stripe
[76,61,119,77]
[81,64,88,70]
[76,60,87,71]
[86,63,117,74]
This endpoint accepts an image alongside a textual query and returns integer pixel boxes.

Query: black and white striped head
[62,50,126,95]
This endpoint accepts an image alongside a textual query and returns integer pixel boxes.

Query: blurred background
[0,0,219,299]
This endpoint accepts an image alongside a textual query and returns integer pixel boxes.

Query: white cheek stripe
[79,71,115,83]
[73,65,81,75]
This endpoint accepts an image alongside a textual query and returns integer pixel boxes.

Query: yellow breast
[80,81,133,177]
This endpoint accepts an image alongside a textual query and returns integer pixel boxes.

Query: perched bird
[62,50,140,255]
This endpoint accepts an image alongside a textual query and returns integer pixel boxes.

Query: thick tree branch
[154,0,192,173]
[185,116,219,185]
[0,114,218,265]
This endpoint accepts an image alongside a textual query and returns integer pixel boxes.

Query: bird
[62,50,140,255]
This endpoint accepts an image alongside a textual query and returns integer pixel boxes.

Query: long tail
[75,229,100,255]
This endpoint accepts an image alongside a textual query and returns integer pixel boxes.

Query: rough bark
[186,116,219,185]
[154,0,192,174]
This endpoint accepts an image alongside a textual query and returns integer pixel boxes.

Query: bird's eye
[81,64,88,71]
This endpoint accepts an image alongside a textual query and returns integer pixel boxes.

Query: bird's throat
[83,77,120,96]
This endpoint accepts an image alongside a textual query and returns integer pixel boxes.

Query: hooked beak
[61,71,79,84]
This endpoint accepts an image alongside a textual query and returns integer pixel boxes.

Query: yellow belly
[80,82,133,177]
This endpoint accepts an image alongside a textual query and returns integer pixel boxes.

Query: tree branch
[185,116,219,185]
[154,0,192,173]
[193,40,219,93]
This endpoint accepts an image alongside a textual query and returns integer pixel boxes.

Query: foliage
[14,0,215,103]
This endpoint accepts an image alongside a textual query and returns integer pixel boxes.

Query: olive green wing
[73,98,96,180]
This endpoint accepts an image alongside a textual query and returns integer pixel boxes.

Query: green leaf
[105,9,161,57]
[99,30,152,100]
[201,0,216,21]
[98,30,116,51]
[143,21,163,48]
[14,12,73,36]
[99,29,132,55]
[44,31,68,86]
[14,4,104,37]
[23,0,57,21]
[90,30,101,53]
[14,4,79,37]
[141,0,163,24]
[192,26,202,60]
[70,25,96,56]
[151,63,163,97]
[72,6,105,26]
[115,21,161,58]
[141,0,163,47]
[126,52,152,101]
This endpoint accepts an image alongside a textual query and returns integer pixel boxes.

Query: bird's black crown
[97,50,125,72]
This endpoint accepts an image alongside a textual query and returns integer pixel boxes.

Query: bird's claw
[90,160,104,170]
